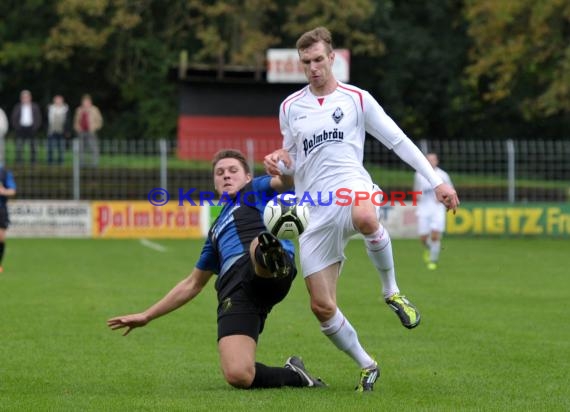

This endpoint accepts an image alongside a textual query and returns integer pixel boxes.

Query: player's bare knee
[352,201,379,235]
[310,299,336,321]
[353,215,379,235]
[223,365,255,389]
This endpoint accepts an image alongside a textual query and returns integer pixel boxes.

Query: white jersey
[414,167,453,215]
[280,82,412,198]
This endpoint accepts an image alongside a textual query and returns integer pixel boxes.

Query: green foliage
[465,0,570,119]
[181,0,281,75]
[0,0,568,140]
[0,0,54,71]
[360,1,474,139]
[282,0,385,57]
[43,0,178,139]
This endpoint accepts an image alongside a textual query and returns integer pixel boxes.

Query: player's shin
[430,239,441,263]
[364,227,399,298]
[320,308,375,369]
[250,362,304,388]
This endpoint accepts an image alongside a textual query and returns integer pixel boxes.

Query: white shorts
[299,179,381,278]
[416,204,447,235]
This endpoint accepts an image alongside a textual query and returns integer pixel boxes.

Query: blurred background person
[73,94,102,168]
[413,153,454,270]
[0,107,7,166]
[10,90,42,165]
[47,95,70,165]
[0,164,16,273]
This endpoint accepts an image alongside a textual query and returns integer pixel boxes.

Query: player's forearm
[143,278,200,321]
[393,140,443,187]
[271,174,294,192]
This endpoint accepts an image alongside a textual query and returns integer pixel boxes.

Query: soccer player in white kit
[264,27,459,392]
[414,153,454,270]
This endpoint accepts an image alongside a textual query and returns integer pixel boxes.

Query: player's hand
[435,183,460,214]
[107,313,149,336]
[264,149,292,176]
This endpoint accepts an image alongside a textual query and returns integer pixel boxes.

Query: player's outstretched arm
[107,268,213,336]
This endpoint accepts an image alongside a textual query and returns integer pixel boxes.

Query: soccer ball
[263,193,309,239]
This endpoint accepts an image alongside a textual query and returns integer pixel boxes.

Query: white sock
[320,308,375,369]
[364,227,399,298]
[430,239,441,262]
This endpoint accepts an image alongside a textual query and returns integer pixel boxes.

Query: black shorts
[217,253,296,342]
[0,207,9,229]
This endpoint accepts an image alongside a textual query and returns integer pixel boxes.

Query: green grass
[1,238,569,411]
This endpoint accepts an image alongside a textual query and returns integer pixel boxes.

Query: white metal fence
[6,138,569,202]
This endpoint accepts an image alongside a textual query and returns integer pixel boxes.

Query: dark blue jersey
[196,175,294,278]
[0,169,16,208]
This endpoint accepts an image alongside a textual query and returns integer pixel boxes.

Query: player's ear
[245,173,252,183]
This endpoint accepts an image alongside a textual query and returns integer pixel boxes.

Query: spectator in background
[10,90,42,165]
[0,165,16,273]
[47,95,71,165]
[73,94,102,167]
[0,107,7,165]
[413,153,454,270]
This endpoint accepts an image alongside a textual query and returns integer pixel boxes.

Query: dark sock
[249,362,304,388]
[0,242,5,264]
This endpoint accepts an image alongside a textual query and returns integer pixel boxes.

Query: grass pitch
[1,237,568,411]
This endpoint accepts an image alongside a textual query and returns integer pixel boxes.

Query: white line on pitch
[139,238,167,252]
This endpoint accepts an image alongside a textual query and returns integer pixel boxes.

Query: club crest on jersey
[332,107,344,124]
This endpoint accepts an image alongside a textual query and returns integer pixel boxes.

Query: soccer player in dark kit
[108,149,325,389]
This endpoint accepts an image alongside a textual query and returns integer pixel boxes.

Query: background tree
[190,0,280,78]
[281,0,385,57]
[358,0,473,139]
[0,0,568,141]
[465,0,570,119]
[43,0,186,139]
[0,0,57,108]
